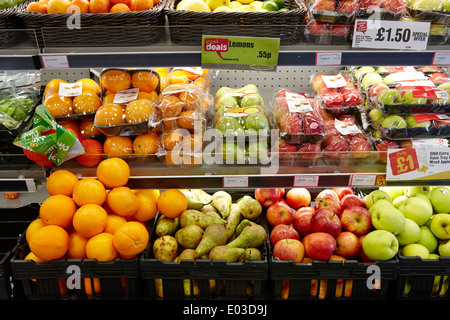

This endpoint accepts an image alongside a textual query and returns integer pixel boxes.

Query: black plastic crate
[11,237,141,300]
[390,255,450,300]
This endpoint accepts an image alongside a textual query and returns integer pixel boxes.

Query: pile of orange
[43,78,102,118]
[24,158,157,266]
[26,0,159,14]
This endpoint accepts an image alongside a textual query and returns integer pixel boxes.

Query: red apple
[322,135,349,158]
[266,200,295,227]
[312,74,327,93]
[349,137,371,159]
[310,208,342,238]
[279,188,286,197]
[340,194,366,211]
[273,238,305,263]
[254,188,282,207]
[286,188,311,210]
[298,143,321,161]
[375,140,399,163]
[342,90,362,107]
[381,0,406,12]
[302,232,336,261]
[314,197,342,216]
[430,72,448,84]
[316,189,340,201]
[337,0,358,12]
[358,235,373,262]
[340,206,372,236]
[313,0,336,11]
[293,207,314,237]
[369,82,389,98]
[270,224,300,247]
[332,187,354,200]
[321,90,344,109]
[335,231,362,258]
[277,140,298,158]
[280,114,303,134]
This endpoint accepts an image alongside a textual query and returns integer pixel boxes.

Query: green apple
[443,0,450,11]
[216,116,245,136]
[439,239,450,256]
[406,115,431,128]
[247,140,270,163]
[361,72,383,90]
[355,66,376,80]
[417,225,439,254]
[380,187,405,200]
[215,94,239,111]
[430,213,450,239]
[381,115,407,129]
[215,86,231,99]
[401,243,430,259]
[368,199,395,215]
[399,196,433,226]
[241,84,258,93]
[396,218,421,246]
[438,82,450,90]
[371,206,406,234]
[365,190,392,210]
[403,90,428,105]
[403,186,428,196]
[409,192,432,205]
[412,0,443,11]
[368,108,386,126]
[362,230,399,261]
[393,195,409,209]
[240,93,264,108]
[378,89,403,105]
[219,141,245,163]
[243,113,269,132]
[382,74,395,85]
[430,24,447,36]
[428,187,450,213]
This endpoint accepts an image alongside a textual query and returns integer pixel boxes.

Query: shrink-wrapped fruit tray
[307,0,358,24]
[406,6,450,24]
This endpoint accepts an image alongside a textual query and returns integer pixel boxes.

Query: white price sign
[352,19,431,51]
[223,176,249,188]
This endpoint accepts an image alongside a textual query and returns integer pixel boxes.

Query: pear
[209,245,246,262]
[177,248,197,261]
[211,191,232,218]
[200,204,218,213]
[180,209,226,229]
[240,248,262,261]
[175,225,204,249]
[195,224,228,257]
[155,215,179,237]
[153,235,179,262]
[237,195,262,220]
[226,224,267,249]
[226,203,242,239]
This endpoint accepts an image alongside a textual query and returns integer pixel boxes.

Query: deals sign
[386,146,450,181]
[201,35,280,71]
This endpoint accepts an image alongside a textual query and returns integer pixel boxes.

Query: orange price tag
[388,148,420,176]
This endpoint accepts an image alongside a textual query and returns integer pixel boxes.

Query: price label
[40,55,69,69]
[348,174,378,186]
[223,176,249,188]
[433,52,450,65]
[315,52,342,66]
[352,19,430,51]
[201,35,280,71]
[388,148,420,176]
[293,175,319,187]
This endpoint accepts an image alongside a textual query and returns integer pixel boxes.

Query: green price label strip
[201,35,280,71]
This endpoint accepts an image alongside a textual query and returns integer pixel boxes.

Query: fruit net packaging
[356,0,407,20]
[140,191,270,300]
[307,0,358,23]
[155,82,212,167]
[268,187,398,300]
[406,0,450,24]
[311,72,364,116]
[359,67,450,115]
[94,68,161,137]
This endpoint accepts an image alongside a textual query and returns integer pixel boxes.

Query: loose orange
[44,79,67,99]
[77,78,101,95]
[47,0,71,13]
[124,99,156,124]
[103,136,133,158]
[113,221,149,256]
[46,169,79,197]
[39,194,77,229]
[96,157,130,188]
[101,70,131,93]
[72,204,108,238]
[26,1,47,13]
[132,132,160,155]
[159,95,182,118]
[156,189,187,218]
[67,232,88,259]
[89,0,110,12]
[79,119,103,137]
[104,214,127,234]
[67,0,89,13]
[94,103,125,126]
[107,187,139,217]
[133,191,158,222]
[29,225,69,261]
[73,91,102,114]
[44,94,73,117]
[26,219,45,244]
[72,178,106,207]
[130,0,153,10]
[131,71,159,93]
[110,3,130,11]
[85,233,118,262]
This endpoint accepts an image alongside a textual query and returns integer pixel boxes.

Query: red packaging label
[389,148,420,176]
